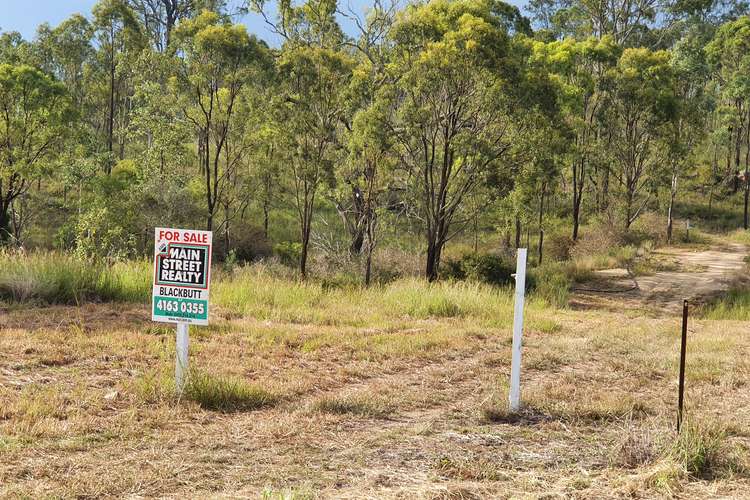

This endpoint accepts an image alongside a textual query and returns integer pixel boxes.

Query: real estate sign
[152,227,212,326]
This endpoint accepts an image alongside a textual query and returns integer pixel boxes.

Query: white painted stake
[509,248,527,412]
[176,322,189,393]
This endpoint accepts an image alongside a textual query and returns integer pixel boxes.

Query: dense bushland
[0,0,750,287]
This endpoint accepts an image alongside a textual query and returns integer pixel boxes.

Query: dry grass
[1,265,750,497]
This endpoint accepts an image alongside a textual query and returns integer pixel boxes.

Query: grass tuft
[667,419,746,479]
[480,388,651,425]
[435,455,507,481]
[700,285,750,320]
[611,422,658,469]
[309,393,392,418]
[183,371,279,412]
[132,368,278,412]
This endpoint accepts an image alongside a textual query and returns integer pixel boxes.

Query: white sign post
[509,248,527,412]
[152,227,213,392]
[176,322,189,390]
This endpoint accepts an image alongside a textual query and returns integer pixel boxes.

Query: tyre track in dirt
[571,242,748,315]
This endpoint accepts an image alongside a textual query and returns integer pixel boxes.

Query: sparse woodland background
[2,0,750,285]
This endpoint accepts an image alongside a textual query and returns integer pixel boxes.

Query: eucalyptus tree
[604,48,677,228]
[333,0,397,271]
[0,32,32,65]
[252,0,353,279]
[92,0,146,167]
[664,26,711,242]
[386,0,531,281]
[706,16,750,229]
[35,16,95,115]
[0,65,75,243]
[128,0,195,51]
[172,10,271,232]
[527,0,662,44]
[531,35,619,240]
[345,80,397,285]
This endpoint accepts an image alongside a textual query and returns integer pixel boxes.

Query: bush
[570,221,624,260]
[215,224,273,264]
[701,284,750,320]
[274,241,302,267]
[667,419,746,479]
[625,212,664,246]
[529,262,571,308]
[442,253,515,286]
[74,206,137,261]
[545,233,575,261]
[370,246,421,283]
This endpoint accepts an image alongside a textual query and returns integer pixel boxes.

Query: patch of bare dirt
[571,243,748,315]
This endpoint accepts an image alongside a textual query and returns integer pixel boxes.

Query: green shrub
[274,241,302,267]
[625,212,664,246]
[442,253,514,286]
[74,206,136,261]
[667,419,746,479]
[529,263,571,308]
[215,223,272,263]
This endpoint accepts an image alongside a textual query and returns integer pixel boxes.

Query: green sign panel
[153,296,208,322]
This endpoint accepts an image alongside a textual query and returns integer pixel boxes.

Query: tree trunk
[107,22,115,167]
[425,239,440,282]
[625,184,634,229]
[502,229,511,250]
[365,245,373,286]
[538,185,546,265]
[263,200,270,239]
[735,102,743,195]
[300,202,313,280]
[572,159,584,241]
[727,125,734,180]
[745,107,750,230]
[601,165,610,212]
[667,172,677,244]
[425,219,446,282]
[0,205,11,244]
[473,212,478,253]
[300,233,309,280]
[224,202,231,257]
[350,231,365,256]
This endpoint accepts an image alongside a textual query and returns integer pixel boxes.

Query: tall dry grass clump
[0,251,150,304]
[213,263,533,327]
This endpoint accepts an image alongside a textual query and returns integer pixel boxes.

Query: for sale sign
[152,227,212,325]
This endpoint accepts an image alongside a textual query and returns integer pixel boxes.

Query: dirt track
[571,243,748,314]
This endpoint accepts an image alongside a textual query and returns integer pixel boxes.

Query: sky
[0,0,527,46]
[0,0,282,43]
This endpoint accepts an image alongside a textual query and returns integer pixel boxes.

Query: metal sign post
[509,248,527,412]
[176,322,189,393]
[677,299,688,433]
